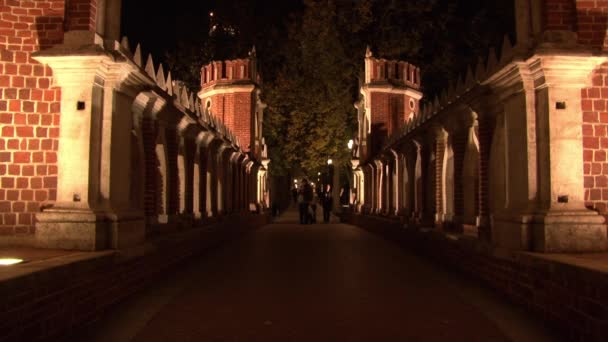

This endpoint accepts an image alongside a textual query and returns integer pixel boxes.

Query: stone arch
[413,141,423,217]
[442,138,455,222]
[155,128,169,223]
[424,144,436,222]
[193,144,202,219]
[177,140,187,214]
[177,138,195,215]
[489,112,507,214]
[217,145,235,214]
[463,126,480,225]
[130,93,153,211]
[201,135,222,217]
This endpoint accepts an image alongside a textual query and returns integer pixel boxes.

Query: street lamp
[327,159,333,165]
[347,139,354,150]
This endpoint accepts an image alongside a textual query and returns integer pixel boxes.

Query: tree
[264,0,357,178]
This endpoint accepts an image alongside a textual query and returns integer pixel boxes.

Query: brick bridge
[0,0,607,341]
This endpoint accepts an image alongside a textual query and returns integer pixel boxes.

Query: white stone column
[31,52,153,250]
[527,56,608,251]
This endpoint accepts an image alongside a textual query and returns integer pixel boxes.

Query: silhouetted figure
[322,184,333,223]
[292,187,298,205]
[299,179,313,224]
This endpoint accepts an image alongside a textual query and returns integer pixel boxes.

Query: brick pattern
[434,139,445,222]
[369,58,421,89]
[452,132,467,218]
[65,0,96,32]
[166,128,179,215]
[575,0,608,50]
[200,59,250,87]
[582,62,608,213]
[350,214,608,341]
[142,118,159,219]
[544,0,576,31]
[0,1,64,238]
[206,92,254,152]
[477,116,493,226]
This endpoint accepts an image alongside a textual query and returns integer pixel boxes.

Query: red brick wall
[544,0,576,31]
[65,0,96,31]
[575,0,608,50]
[232,92,253,151]
[206,92,253,152]
[582,62,608,213]
[0,1,64,239]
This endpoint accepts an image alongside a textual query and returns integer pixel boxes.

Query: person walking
[309,189,318,224]
[322,184,333,223]
[292,186,298,205]
[298,179,313,224]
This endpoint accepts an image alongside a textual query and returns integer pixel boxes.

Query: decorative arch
[442,138,455,222]
[489,112,507,214]
[155,128,169,223]
[463,126,480,225]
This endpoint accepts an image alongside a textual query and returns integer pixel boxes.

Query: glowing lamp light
[0,258,23,266]
[327,159,333,165]
[317,172,321,175]
[348,139,354,149]
[294,179,298,183]
[209,12,214,17]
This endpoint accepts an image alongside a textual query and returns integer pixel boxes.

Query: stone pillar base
[532,210,607,252]
[36,208,145,251]
[492,210,608,252]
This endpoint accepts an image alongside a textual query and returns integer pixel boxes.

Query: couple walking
[297,178,333,224]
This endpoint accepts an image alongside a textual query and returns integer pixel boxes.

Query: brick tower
[356,47,422,162]
[198,48,266,160]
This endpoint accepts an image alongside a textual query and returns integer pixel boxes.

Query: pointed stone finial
[181,88,189,108]
[188,93,195,111]
[145,54,155,79]
[475,56,485,81]
[447,81,455,100]
[365,45,372,58]
[163,72,171,96]
[120,36,130,53]
[455,74,465,94]
[156,64,166,90]
[486,47,498,75]
[465,65,475,88]
[195,100,201,116]
[134,44,142,67]
[433,96,440,112]
[499,34,513,65]
[249,45,256,57]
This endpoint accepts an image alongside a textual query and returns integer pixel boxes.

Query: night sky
[121,0,302,64]
[120,0,514,95]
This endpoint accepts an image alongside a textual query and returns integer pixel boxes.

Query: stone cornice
[361,83,423,100]
[198,83,257,99]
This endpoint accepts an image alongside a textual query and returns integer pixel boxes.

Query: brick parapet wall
[65,0,96,32]
[348,213,608,341]
[0,1,64,241]
[0,213,270,341]
[205,92,253,152]
[575,0,608,50]
[582,62,608,213]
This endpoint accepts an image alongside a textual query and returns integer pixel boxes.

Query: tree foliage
[161,0,514,177]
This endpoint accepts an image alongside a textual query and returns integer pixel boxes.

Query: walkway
[76,208,559,341]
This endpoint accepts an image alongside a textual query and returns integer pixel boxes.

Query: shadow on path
[76,209,562,342]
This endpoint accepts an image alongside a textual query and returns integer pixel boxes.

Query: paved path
[78,209,560,342]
